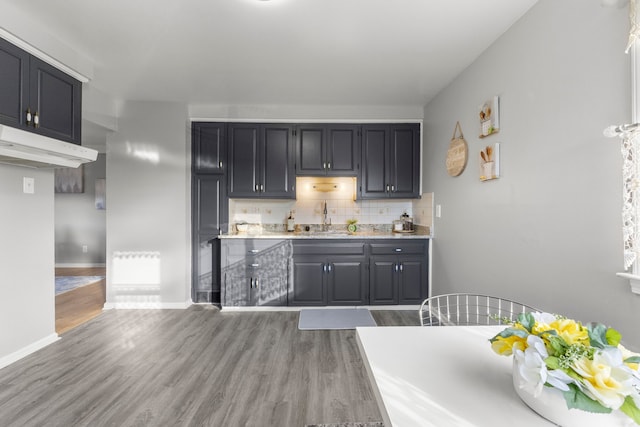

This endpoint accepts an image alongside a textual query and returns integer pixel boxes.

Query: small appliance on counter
[394,212,415,233]
[287,211,295,232]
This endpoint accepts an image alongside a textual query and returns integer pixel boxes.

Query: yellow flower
[533,317,589,346]
[491,333,527,356]
[571,349,635,410]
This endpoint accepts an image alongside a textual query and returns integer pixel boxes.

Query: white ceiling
[4,0,537,107]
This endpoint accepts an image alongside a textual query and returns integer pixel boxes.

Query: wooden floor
[0,307,418,427]
[55,267,106,334]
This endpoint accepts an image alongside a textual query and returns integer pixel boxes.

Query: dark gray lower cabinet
[192,174,226,304]
[221,239,291,306]
[221,238,427,307]
[290,241,367,306]
[291,255,326,305]
[326,256,367,304]
[369,241,429,305]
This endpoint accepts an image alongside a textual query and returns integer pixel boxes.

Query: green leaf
[489,327,528,342]
[625,356,640,364]
[545,356,561,370]
[587,323,609,349]
[561,383,612,414]
[605,328,622,347]
[517,312,535,332]
[546,335,568,357]
[619,395,640,425]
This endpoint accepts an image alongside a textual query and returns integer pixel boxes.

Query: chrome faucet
[322,200,331,231]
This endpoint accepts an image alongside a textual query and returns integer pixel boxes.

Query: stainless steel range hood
[0,125,98,169]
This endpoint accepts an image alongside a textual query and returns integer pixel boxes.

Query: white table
[356,325,553,427]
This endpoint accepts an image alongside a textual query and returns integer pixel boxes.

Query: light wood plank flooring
[0,307,417,427]
[55,267,106,334]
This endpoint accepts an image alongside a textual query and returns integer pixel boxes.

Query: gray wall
[55,153,106,266]
[105,101,191,308]
[0,165,57,366]
[423,0,639,347]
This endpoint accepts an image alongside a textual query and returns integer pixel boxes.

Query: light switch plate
[23,177,35,194]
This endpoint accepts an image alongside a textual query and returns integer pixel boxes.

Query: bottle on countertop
[287,211,295,232]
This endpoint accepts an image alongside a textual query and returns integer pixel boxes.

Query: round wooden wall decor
[446,121,468,177]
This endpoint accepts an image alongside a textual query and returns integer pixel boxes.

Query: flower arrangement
[490,312,640,425]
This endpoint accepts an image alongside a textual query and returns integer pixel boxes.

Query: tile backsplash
[229,177,433,231]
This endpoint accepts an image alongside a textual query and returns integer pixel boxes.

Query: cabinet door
[326,125,359,176]
[194,235,219,303]
[194,175,225,234]
[192,175,226,304]
[369,256,398,304]
[397,256,428,304]
[228,124,259,197]
[261,124,295,198]
[297,125,326,175]
[290,255,326,306]
[254,271,288,306]
[223,266,251,306]
[360,125,389,198]
[389,124,420,198]
[193,122,226,174]
[29,57,81,144]
[326,256,367,305]
[0,38,29,128]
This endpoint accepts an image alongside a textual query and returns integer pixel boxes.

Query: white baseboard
[221,305,420,312]
[103,300,192,310]
[0,333,60,370]
[55,263,106,268]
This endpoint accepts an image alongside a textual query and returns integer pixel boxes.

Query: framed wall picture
[54,166,84,193]
[479,95,500,137]
[480,143,500,181]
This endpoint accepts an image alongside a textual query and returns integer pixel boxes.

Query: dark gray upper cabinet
[361,124,420,199]
[228,123,295,199]
[195,175,226,235]
[0,38,29,128]
[0,38,81,145]
[192,122,226,174]
[296,124,359,176]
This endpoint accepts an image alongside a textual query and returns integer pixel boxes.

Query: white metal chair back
[419,293,539,326]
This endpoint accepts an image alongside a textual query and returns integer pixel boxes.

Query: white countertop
[218,231,431,239]
[356,325,554,427]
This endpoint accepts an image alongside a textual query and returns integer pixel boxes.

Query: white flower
[514,335,573,397]
[531,312,557,325]
[571,347,636,410]
[514,336,551,397]
[546,366,574,391]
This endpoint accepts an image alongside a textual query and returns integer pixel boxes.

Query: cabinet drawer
[222,239,291,267]
[293,241,365,255]
[369,241,426,255]
[225,239,285,256]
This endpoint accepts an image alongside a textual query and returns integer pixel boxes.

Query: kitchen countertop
[218,229,431,239]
